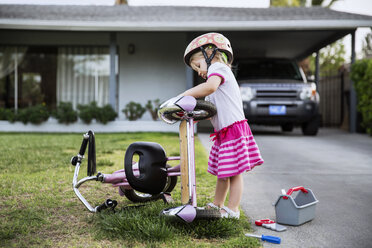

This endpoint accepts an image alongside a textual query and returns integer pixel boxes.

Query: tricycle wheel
[122,189,161,203]
[195,208,221,220]
[160,99,217,123]
[121,175,178,203]
[193,100,217,121]
[163,174,178,193]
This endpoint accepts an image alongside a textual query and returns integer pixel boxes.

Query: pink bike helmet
[184,32,233,68]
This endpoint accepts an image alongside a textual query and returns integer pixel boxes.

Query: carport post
[315,51,320,86]
[109,32,117,111]
[349,31,357,133]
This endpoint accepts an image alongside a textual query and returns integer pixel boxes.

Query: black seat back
[124,142,167,194]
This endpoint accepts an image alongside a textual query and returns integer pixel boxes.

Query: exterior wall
[117,32,188,120]
[0,30,190,125]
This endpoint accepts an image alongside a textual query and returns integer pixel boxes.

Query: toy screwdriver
[245,233,281,244]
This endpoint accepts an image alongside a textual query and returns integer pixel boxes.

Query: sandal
[205,202,221,210]
[221,206,240,219]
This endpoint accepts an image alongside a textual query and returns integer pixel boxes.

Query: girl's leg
[213,177,230,207]
[227,174,243,212]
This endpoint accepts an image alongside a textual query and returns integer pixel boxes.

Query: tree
[271,0,344,76]
[271,0,339,7]
[308,39,346,75]
[312,0,339,7]
[301,40,346,77]
[271,0,303,7]
[361,31,372,59]
[115,0,127,4]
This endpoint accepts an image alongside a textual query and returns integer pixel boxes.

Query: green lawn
[0,132,260,247]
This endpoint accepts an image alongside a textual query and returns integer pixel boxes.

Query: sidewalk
[198,127,372,248]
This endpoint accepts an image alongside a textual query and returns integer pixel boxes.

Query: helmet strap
[200,46,218,69]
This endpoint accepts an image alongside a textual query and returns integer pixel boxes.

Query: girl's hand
[198,70,207,79]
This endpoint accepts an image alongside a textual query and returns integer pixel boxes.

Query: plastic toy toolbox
[273,186,319,226]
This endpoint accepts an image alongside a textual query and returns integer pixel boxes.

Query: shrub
[77,102,117,124]
[145,99,161,121]
[350,59,372,135]
[96,104,117,124]
[0,108,8,120]
[17,104,50,124]
[0,108,17,122]
[122,101,146,121]
[53,102,78,124]
[77,102,99,124]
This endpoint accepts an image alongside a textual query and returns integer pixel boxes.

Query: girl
[180,33,264,219]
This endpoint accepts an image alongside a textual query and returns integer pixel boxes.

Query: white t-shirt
[205,62,245,131]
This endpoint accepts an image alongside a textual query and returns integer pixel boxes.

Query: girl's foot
[205,202,221,210]
[220,206,240,219]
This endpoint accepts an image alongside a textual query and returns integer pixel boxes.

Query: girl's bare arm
[181,75,221,98]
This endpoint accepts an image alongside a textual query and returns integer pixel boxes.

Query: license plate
[269,105,286,115]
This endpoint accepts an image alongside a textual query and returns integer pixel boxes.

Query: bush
[145,99,161,121]
[17,104,50,124]
[0,108,17,122]
[96,104,117,124]
[0,108,8,120]
[350,59,372,135]
[53,102,78,124]
[77,102,117,124]
[122,101,146,121]
[77,102,99,124]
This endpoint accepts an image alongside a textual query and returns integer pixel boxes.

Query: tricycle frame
[71,96,219,221]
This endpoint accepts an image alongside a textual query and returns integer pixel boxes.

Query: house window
[0,46,57,109]
[57,47,110,109]
[0,46,110,110]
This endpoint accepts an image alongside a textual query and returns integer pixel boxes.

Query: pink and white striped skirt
[208,120,264,179]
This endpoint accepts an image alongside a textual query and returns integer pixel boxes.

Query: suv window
[235,59,303,81]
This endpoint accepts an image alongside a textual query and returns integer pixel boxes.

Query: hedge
[350,59,372,135]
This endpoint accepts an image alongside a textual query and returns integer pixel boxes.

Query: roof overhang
[0,19,370,32]
[221,29,355,60]
[1,5,371,60]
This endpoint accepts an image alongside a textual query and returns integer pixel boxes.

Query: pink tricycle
[71,96,220,222]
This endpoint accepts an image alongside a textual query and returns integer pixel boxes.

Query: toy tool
[255,219,287,232]
[245,233,281,244]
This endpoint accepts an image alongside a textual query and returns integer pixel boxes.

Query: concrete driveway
[198,127,372,248]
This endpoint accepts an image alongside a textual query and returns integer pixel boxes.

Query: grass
[0,132,261,248]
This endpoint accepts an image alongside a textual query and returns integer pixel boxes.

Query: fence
[317,69,349,127]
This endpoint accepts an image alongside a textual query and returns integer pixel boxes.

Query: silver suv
[237,58,320,135]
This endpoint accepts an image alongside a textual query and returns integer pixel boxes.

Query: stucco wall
[0,30,191,121]
[117,32,188,120]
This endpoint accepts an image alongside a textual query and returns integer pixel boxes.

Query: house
[0,4,371,132]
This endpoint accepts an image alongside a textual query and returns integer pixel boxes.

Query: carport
[1,5,372,132]
[181,7,372,133]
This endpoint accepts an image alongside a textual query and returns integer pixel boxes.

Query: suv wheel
[301,116,319,136]
[281,123,294,132]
